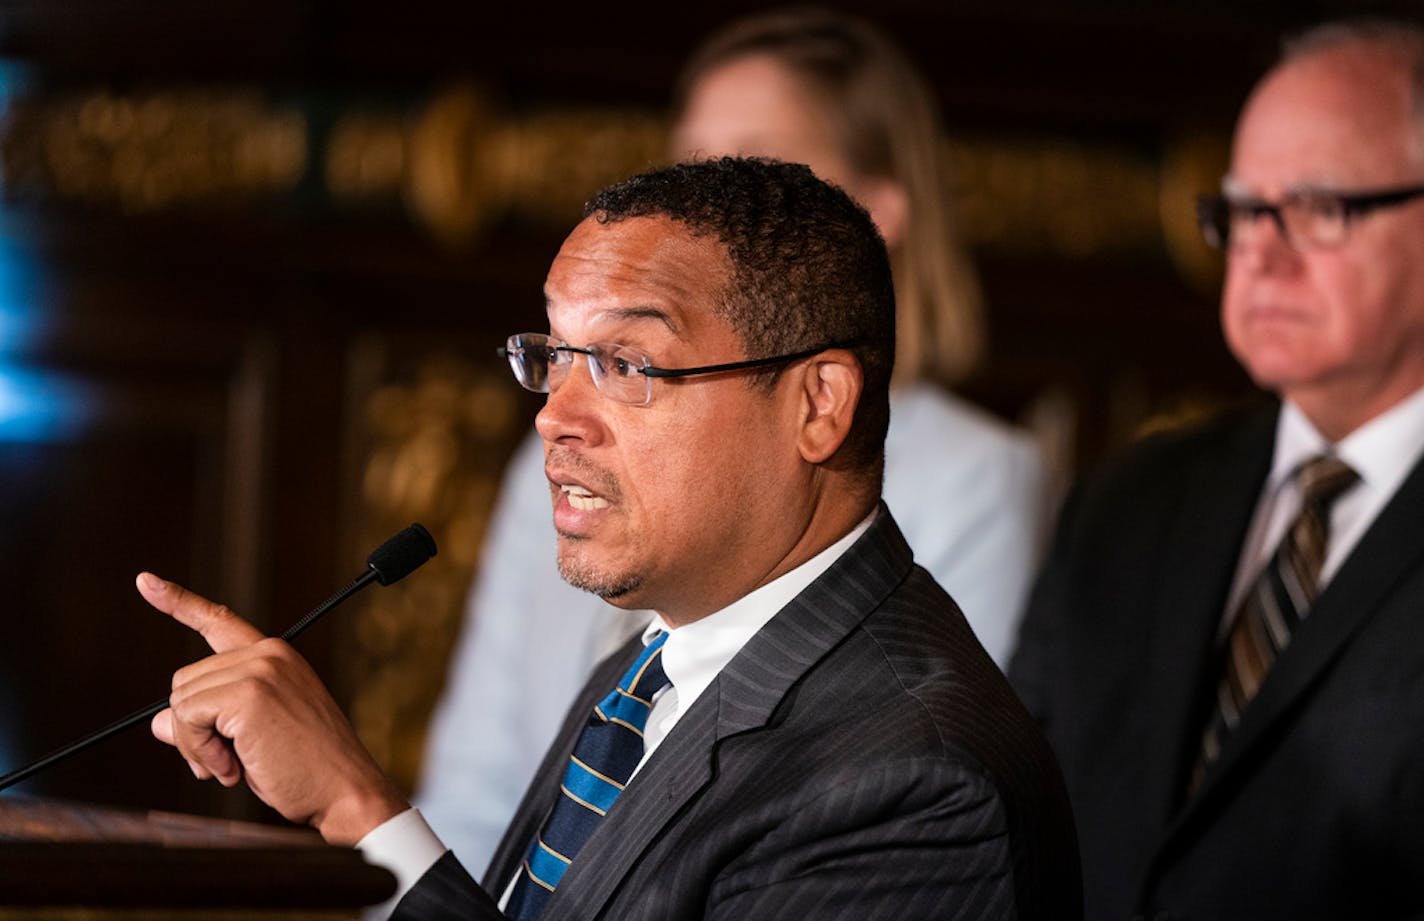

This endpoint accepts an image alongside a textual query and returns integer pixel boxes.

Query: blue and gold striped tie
[506,632,670,920]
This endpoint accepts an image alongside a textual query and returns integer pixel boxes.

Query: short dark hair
[585,156,895,479]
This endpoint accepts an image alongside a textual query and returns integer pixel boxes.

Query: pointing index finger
[137,572,265,653]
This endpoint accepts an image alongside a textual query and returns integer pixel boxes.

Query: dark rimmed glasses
[499,333,863,406]
[1196,183,1424,251]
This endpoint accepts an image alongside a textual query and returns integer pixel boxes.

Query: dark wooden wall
[0,0,1415,823]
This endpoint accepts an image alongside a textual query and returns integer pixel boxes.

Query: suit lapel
[1179,447,1424,818]
[542,507,912,921]
[1134,410,1276,838]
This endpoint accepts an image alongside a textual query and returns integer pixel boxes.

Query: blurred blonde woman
[415,7,1046,877]
[673,7,1045,656]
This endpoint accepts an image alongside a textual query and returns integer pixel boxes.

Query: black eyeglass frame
[497,333,869,403]
[1196,183,1424,250]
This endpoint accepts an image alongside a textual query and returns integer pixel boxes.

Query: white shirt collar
[1333,385,1424,502]
[640,509,878,722]
[1273,385,1424,502]
[380,508,884,915]
[1226,384,1424,621]
[1266,400,1332,494]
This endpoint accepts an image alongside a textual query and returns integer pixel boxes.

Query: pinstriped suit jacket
[393,507,1081,920]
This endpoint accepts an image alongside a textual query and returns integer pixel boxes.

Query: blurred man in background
[1011,18,1424,921]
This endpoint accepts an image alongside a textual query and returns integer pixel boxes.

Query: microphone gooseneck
[0,523,438,794]
[281,524,438,641]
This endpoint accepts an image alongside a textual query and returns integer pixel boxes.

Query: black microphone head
[367,523,438,586]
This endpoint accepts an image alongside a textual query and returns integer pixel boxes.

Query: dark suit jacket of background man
[1010,403,1424,921]
[393,507,1081,921]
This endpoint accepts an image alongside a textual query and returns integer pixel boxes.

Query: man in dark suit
[140,157,1080,919]
[1010,19,1424,921]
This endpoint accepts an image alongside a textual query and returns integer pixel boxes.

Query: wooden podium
[0,795,397,920]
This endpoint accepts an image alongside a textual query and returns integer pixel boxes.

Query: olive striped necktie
[505,631,670,920]
[1190,454,1359,794]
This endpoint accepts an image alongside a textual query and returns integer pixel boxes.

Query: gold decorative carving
[0,89,306,210]
[404,85,504,244]
[482,106,669,226]
[947,136,1163,254]
[347,350,527,793]
[321,84,668,244]
[325,111,407,203]
[1132,392,1236,441]
[1160,131,1230,296]
[0,80,1224,276]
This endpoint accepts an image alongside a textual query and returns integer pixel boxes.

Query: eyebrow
[603,305,681,333]
[1221,175,1347,198]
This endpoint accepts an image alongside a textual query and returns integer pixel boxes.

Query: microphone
[0,522,438,793]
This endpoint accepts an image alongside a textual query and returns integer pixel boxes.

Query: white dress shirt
[1222,385,1424,629]
[360,511,877,913]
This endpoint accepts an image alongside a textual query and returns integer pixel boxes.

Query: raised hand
[139,572,408,845]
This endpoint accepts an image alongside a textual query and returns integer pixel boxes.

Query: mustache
[546,445,622,503]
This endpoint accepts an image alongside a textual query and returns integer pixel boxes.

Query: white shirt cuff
[356,807,450,913]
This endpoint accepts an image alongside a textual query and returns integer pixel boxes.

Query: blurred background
[0,0,1414,824]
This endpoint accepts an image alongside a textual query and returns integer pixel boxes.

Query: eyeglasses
[1196,183,1424,251]
[499,332,862,406]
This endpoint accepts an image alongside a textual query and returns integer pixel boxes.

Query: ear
[856,177,909,250]
[794,349,864,464]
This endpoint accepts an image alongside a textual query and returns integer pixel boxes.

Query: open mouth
[562,483,610,511]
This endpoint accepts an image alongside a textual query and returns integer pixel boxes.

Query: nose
[1229,211,1299,275]
[535,351,606,448]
